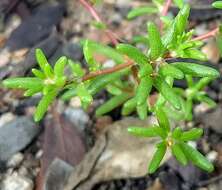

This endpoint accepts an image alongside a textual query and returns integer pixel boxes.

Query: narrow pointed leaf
[172,62,220,78]
[44,64,54,78]
[154,76,181,109]
[32,69,45,79]
[76,83,93,107]
[35,49,48,71]
[172,127,183,139]
[137,103,148,120]
[148,142,167,174]
[3,77,43,89]
[155,107,170,132]
[54,56,67,78]
[88,70,127,95]
[121,98,137,116]
[34,89,58,122]
[136,76,153,106]
[212,1,222,9]
[138,64,153,78]
[171,143,188,165]
[180,142,214,172]
[61,89,77,100]
[183,49,207,61]
[69,60,85,77]
[127,6,158,19]
[127,125,159,137]
[96,93,131,116]
[175,4,190,35]
[181,128,203,141]
[196,94,216,108]
[117,44,150,66]
[159,64,184,79]
[84,40,124,64]
[147,22,164,59]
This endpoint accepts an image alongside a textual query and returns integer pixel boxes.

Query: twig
[197,173,222,187]
[192,27,219,41]
[160,0,172,31]
[78,0,119,45]
[162,0,172,16]
[82,59,134,81]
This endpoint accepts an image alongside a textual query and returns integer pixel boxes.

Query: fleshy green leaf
[127,6,158,19]
[147,22,164,60]
[69,60,85,77]
[121,98,137,116]
[195,94,217,108]
[44,64,54,78]
[61,88,77,100]
[83,40,99,70]
[172,127,183,139]
[84,40,124,64]
[148,142,167,174]
[172,62,220,78]
[212,1,222,9]
[117,44,150,66]
[54,56,67,78]
[180,142,214,172]
[96,93,131,116]
[175,4,190,36]
[88,70,127,95]
[138,64,153,78]
[137,103,148,120]
[34,89,58,122]
[183,49,207,61]
[127,125,160,137]
[3,77,43,89]
[35,48,48,71]
[136,76,153,106]
[32,69,45,79]
[155,107,170,132]
[76,83,93,108]
[159,64,184,79]
[180,128,203,141]
[171,143,188,165]
[106,84,122,95]
[132,35,149,45]
[154,76,181,109]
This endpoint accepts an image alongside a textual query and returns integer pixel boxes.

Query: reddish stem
[82,58,134,81]
[78,0,119,45]
[192,27,219,41]
[162,0,172,16]
[160,0,172,31]
[79,0,101,22]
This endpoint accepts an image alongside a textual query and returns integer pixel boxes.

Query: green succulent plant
[2,1,221,173]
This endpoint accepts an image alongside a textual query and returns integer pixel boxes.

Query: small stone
[0,116,40,161]
[18,166,29,177]
[1,173,33,190]
[70,97,81,108]
[44,158,74,190]
[207,151,218,162]
[0,112,15,128]
[7,153,24,168]
[35,149,43,159]
[103,60,116,68]
[64,107,89,132]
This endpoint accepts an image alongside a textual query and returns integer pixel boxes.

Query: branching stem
[192,27,219,41]
[78,0,119,45]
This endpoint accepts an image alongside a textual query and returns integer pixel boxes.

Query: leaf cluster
[2,1,221,173]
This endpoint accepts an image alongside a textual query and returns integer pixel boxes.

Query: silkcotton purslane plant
[2,0,221,173]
